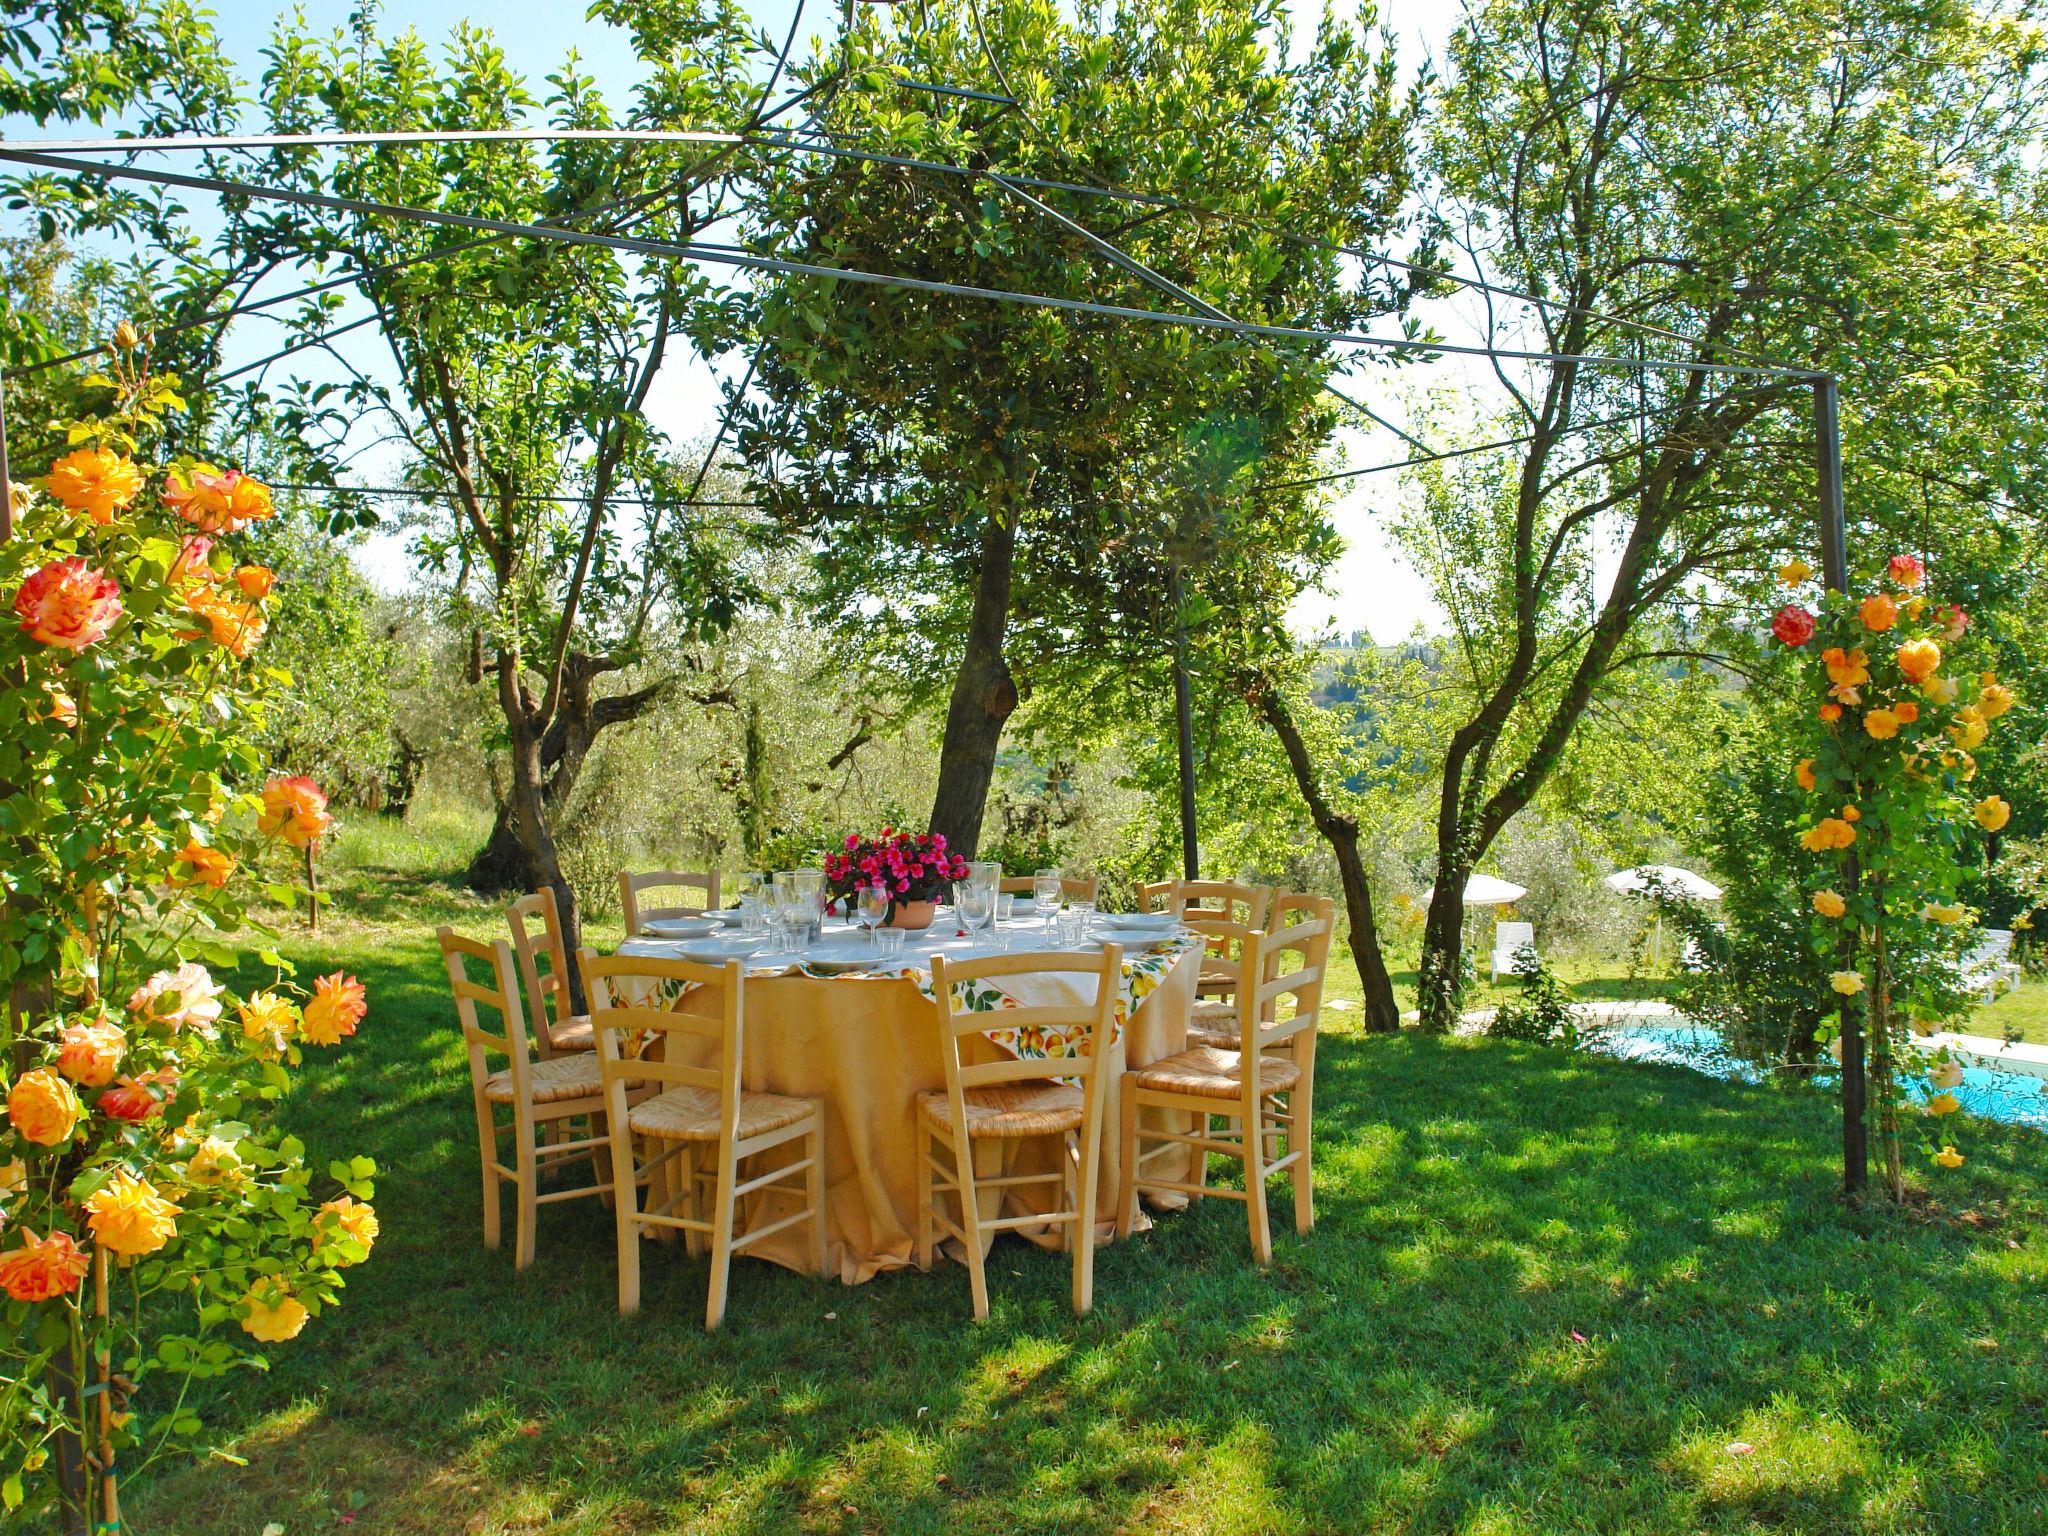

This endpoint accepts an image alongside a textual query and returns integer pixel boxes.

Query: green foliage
[1486,944,1582,1046]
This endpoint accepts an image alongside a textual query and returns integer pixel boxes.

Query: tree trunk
[928,512,1019,857]
[494,655,585,1008]
[1247,678,1401,1033]
[1416,867,1470,1035]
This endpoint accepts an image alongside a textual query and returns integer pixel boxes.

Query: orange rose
[301,972,366,1046]
[167,535,215,587]
[1895,637,1941,684]
[98,1073,171,1124]
[170,837,235,890]
[1800,817,1858,853]
[1864,708,1899,740]
[1859,593,1897,632]
[181,585,267,659]
[163,466,275,534]
[1812,889,1847,918]
[13,558,123,650]
[1822,646,1870,687]
[233,565,276,600]
[1892,701,1919,724]
[315,1196,379,1265]
[1841,805,1861,822]
[1975,796,2011,832]
[44,447,144,523]
[84,1170,179,1258]
[1819,703,1843,723]
[258,775,333,849]
[1794,758,1817,791]
[56,1019,126,1088]
[7,1068,81,1145]
[0,1229,92,1302]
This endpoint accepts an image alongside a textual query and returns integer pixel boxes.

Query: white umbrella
[1423,873,1528,907]
[1604,864,1723,901]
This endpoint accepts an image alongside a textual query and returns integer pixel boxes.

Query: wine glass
[857,883,891,947]
[1033,868,1062,923]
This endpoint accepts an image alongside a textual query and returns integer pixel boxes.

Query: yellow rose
[169,837,235,890]
[1830,970,1865,996]
[1923,674,1959,706]
[1895,638,1941,684]
[1950,707,1987,750]
[1974,796,2011,832]
[84,1170,180,1258]
[7,1069,81,1146]
[1932,1145,1964,1169]
[1978,682,2015,720]
[1925,1091,1961,1116]
[1930,1059,1964,1090]
[315,1196,379,1266]
[1812,889,1847,919]
[1777,558,1812,586]
[183,1134,248,1187]
[1800,817,1857,853]
[1863,708,1900,740]
[238,991,298,1056]
[44,447,144,524]
[1922,901,1966,925]
[240,1283,310,1343]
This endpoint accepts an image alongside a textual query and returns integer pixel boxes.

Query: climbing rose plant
[1772,552,2012,1200]
[0,338,374,1530]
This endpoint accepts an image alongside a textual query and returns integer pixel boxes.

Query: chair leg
[477,1101,501,1251]
[955,1132,991,1320]
[1074,1124,1104,1319]
[614,1121,642,1314]
[1190,1110,1212,1200]
[1242,1103,1272,1266]
[675,1143,698,1255]
[593,1112,615,1211]
[705,1149,739,1332]
[805,1118,827,1277]
[1290,1088,1315,1237]
[915,1117,936,1271]
[1116,1079,1138,1241]
[513,1109,540,1271]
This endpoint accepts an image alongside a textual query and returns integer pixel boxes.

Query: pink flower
[14,558,123,651]
[844,834,859,850]
[1771,605,1816,648]
[931,833,947,849]
[1887,554,1926,589]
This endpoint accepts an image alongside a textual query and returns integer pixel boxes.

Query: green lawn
[1973,978,2048,1046]
[127,830,2048,1534]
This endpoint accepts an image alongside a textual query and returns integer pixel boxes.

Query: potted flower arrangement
[823,829,970,930]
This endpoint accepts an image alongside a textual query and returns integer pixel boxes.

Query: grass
[1973,979,2048,1046]
[127,821,2048,1535]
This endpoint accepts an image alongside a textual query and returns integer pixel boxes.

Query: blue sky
[7,0,1487,636]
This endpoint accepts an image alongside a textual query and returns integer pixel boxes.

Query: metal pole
[0,370,13,540]
[1169,565,1200,881]
[1815,375,1866,1198]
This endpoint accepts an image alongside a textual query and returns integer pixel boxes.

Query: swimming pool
[1593,1021,2048,1130]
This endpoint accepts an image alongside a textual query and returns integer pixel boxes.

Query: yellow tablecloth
[616,936,1202,1283]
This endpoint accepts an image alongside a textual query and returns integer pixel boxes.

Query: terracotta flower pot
[888,900,936,931]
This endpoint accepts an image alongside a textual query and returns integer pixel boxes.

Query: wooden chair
[1135,880,1178,913]
[439,927,617,1270]
[998,875,1100,905]
[579,950,824,1329]
[619,869,721,936]
[506,888,594,1056]
[1118,895,1333,1264]
[916,946,1122,1320]
[1176,880,1276,1002]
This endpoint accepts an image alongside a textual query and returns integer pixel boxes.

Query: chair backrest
[577,950,746,1125]
[439,926,533,1104]
[1209,895,1335,1060]
[1173,880,1274,930]
[928,947,1123,1125]
[1135,880,1178,913]
[1493,920,1536,959]
[998,875,1100,904]
[506,888,575,1057]
[619,869,721,936]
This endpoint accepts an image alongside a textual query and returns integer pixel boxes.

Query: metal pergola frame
[0,123,1866,1192]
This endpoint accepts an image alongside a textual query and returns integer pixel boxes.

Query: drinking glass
[957,881,994,939]
[967,860,1002,893]
[874,927,907,961]
[793,869,827,943]
[772,873,813,953]
[995,891,1015,927]
[1054,908,1088,947]
[857,884,891,946]
[1032,868,1062,913]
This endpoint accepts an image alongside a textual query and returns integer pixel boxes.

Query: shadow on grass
[132,929,2048,1536]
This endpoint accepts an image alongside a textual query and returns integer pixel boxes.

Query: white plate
[712,908,747,928]
[1096,912,1179,933]
[800,940,886,975]
[643,917,720,939]
[1104,932,1179,954]
[674,935,769,963]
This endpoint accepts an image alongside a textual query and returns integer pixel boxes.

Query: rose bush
[0,340,374,1529]
[1772,552,2011,1199]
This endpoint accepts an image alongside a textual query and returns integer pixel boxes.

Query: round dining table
[615,913,1204,1283]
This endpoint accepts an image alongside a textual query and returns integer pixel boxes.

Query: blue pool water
[1595,1022,2048,1130]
